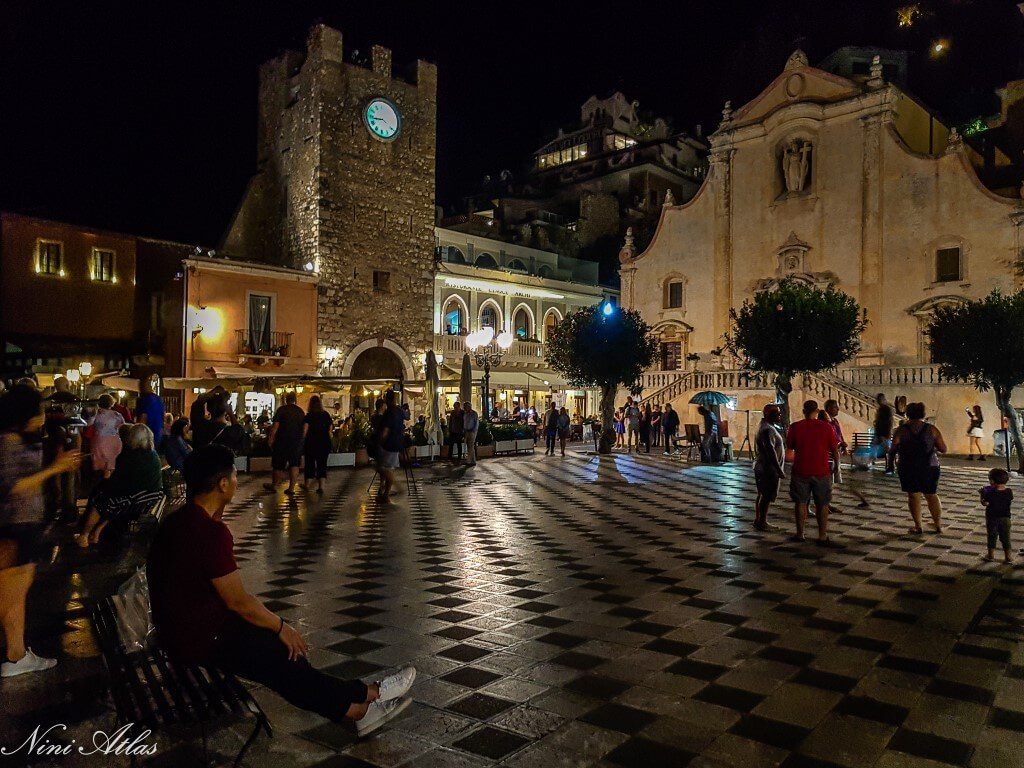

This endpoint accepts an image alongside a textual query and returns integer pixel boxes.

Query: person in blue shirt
[135,375,166,449]
[376,390,406,501]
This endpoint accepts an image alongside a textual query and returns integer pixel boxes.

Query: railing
[434,334,545,366]
[235,329,293,358]
[803,372,876,423]
[836,364,947,387]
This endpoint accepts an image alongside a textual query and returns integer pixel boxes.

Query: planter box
[411,444,439,459]
[234,456,248,473]
[495,440,517,454]
[515,439,535,453]
[248,456,272,473]
[327,452,355,467]
[476,444,495,458]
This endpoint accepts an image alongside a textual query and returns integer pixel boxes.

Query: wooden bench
[90,592,272,767]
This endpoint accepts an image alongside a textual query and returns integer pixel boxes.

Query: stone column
[711,149,734,345]
[469,289,479,333]
[503,294,512,333]
[859,113,886,358]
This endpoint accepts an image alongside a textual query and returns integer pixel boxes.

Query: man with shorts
[376,390,405,500]
[265,391,305,495]
[148,444,415,735]
[753,404,785,531]
[786,400,841,546]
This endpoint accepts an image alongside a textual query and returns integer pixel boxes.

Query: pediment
[728,54,863,129]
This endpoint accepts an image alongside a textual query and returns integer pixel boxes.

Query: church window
[665,280,684,309]
[935,247,962,283]
[373,270,391,293]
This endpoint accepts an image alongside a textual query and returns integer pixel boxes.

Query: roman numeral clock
[364,98,401,141]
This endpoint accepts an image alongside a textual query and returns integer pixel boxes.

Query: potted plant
[349,411,372,466]
[475,421,495,458]
[328,431,356,467]
[409,421,439,459]
[248,434,273,473]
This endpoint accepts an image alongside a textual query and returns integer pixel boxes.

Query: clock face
[364,98,401,141]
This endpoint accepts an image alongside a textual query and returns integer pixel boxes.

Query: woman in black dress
[892,402,947,534]
[303,396,333,494]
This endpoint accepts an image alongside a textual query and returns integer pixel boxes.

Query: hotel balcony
[434,333,547,369]
[235,329,293,366]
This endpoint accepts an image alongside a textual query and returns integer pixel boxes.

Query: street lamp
[467,327,514,417]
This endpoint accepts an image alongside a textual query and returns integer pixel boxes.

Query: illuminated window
[935,247,962,282]
[92,248,115,282]
[544,311,560,339]
[442,298,465,335]
[373,270,391,292]
[513,307,531,339]
[37,240,63,275]
[604,134,638,152]
[481,304,498,329]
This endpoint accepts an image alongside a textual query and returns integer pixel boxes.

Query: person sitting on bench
[147,443,416,736]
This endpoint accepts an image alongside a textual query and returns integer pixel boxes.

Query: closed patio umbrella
[460,353,473,409]
[425,350,442,446]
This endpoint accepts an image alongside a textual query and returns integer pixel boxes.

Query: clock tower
[223,24,437,384]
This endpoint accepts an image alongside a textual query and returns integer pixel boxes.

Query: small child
[980,468,1013,564]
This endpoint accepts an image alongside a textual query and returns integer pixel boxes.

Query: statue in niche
[782,140,812,193]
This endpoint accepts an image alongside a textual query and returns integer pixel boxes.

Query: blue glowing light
[602,302,614,316]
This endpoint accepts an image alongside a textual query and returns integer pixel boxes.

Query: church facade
[620,50,1024,450]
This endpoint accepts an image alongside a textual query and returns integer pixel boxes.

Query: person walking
[651,405,662,449]
[0,385,80,677]
[265,391,305,495]
[135,375,166,449]
[872,393,895,474]
[892,402,946,535]
[303,396,333,494]
[463,402,479,467]
[557,407,570,456]
[786,400,841,546]
[447,402,464,462]
[90,394,125,479]
[544,402,559,456]
[639,404,652,454]
[624,398,641,453]
[376,390,405,501]
[754,404,786,531]
[147,444,416,735]
[662,403,679,454]
[980,467,1013,564]
[967,405,986,461]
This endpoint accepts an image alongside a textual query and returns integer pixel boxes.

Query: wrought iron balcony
[235,329,292,365]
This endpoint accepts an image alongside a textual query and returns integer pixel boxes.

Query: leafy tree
[726,279,867,424]
[545,303,657,453]
[928,290,1024,471]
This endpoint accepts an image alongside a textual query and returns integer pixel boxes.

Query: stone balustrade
[836,364,947,387]
[434,334,545,366]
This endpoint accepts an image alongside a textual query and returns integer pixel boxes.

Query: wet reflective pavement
[2,450,1023,767]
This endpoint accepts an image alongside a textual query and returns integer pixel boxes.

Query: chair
[681,424,702,461]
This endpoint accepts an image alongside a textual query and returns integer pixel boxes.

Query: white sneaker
[356,696,412,738]
[377,666,416,702]
[1,648,57,678]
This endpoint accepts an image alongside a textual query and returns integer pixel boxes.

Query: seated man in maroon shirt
[147,444,416,736]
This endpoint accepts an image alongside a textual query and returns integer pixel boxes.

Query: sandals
[908,527,923,535]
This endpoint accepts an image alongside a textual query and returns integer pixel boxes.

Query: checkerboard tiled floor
[3,449,1024,767]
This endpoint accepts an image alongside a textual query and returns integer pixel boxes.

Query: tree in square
[545,302,657,454]
[726,279,867,425]
[928,290,1024,471]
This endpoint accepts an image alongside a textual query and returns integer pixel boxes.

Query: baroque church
[620,49,1024,451]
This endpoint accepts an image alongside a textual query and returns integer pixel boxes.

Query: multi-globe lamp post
[466,326,514,417]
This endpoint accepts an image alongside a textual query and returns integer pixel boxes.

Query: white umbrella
[460,353,473,409]
[425,350,442,446]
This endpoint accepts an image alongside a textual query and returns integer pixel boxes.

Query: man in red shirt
[785,400,841,546]
[147,444,416,736]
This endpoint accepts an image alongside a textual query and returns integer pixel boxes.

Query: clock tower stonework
[223,24,436,383]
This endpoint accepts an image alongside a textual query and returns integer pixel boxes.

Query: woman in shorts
[0,385,79,677]
[892,402,947,535]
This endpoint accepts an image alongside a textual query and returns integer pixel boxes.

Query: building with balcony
[444,92,708,285]
[434,226,617,416]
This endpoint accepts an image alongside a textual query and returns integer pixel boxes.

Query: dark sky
[1,1,1021,246]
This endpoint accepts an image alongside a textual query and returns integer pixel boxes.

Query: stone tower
[223,24,436,384]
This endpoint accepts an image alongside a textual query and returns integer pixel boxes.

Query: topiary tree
[545,302,657,453]
[928,290,1024,471]
[726,279,867,425]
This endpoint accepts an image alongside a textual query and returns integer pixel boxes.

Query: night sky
[1,1,1021,247]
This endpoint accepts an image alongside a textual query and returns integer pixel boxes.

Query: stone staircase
[639,368,877,425]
